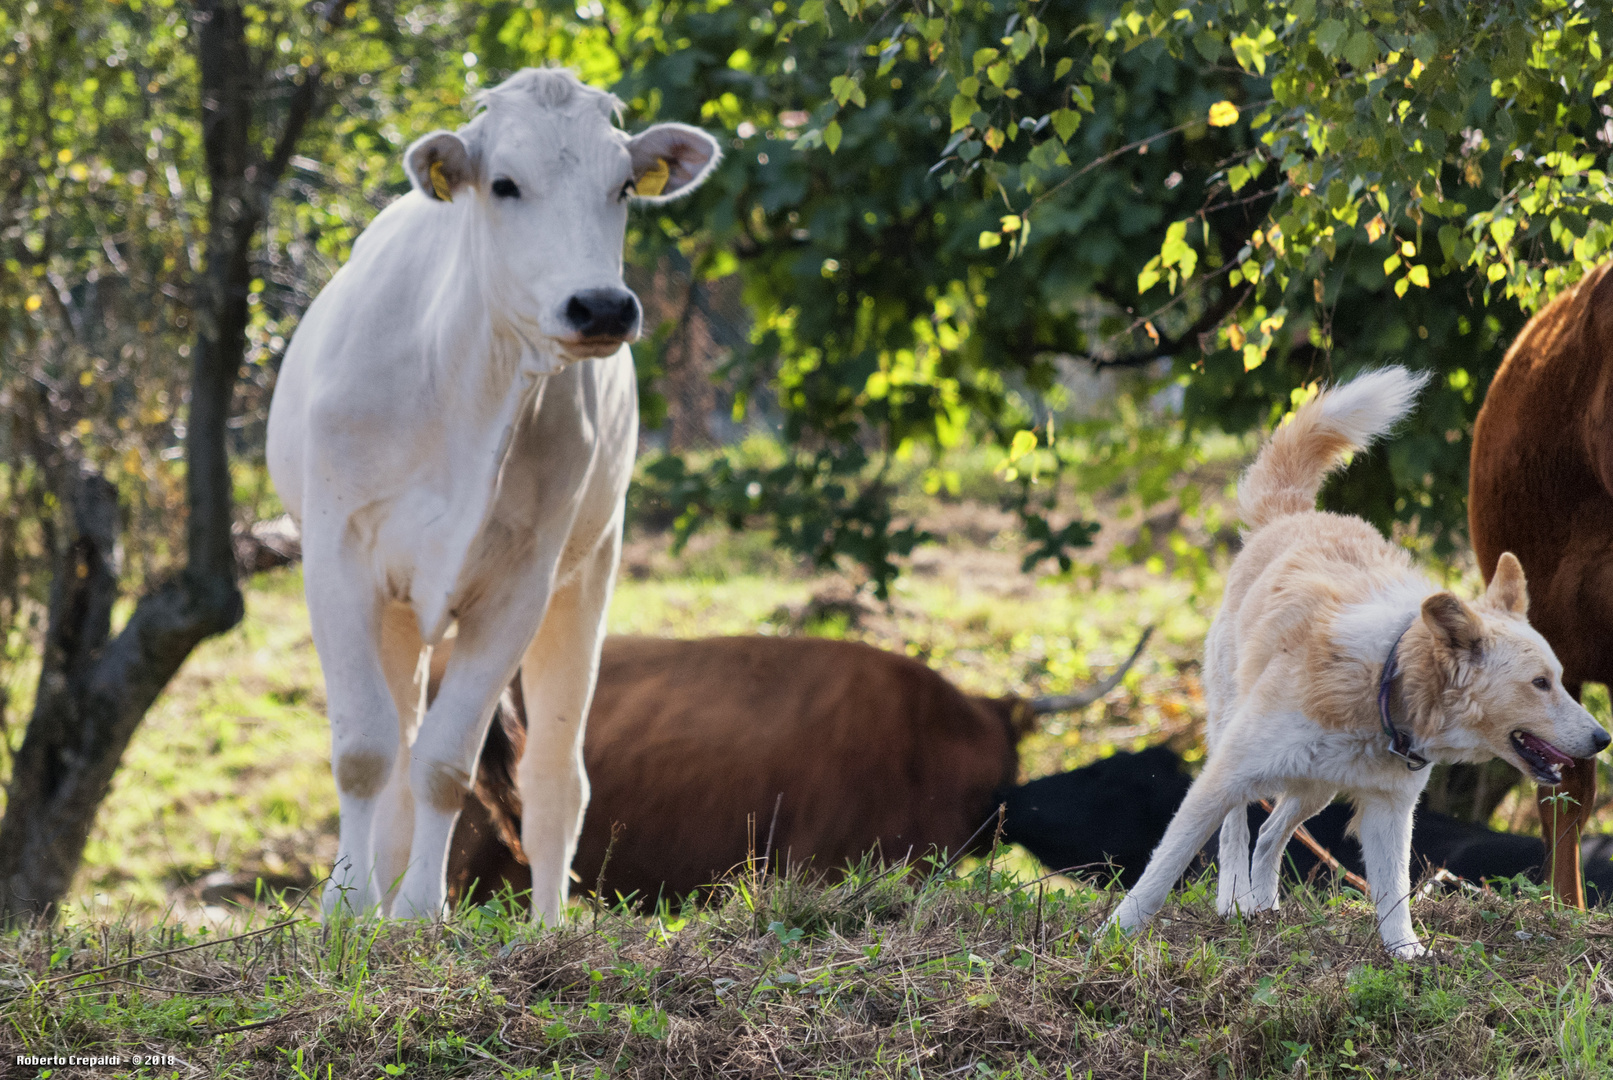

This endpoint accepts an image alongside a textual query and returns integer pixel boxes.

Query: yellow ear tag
[428,159,453,202]
[635,157,670,198]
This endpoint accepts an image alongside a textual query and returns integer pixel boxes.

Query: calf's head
[1419,552,1611,783]
[402,68,720,363]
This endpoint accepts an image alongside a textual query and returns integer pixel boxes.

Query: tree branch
[1075,281,1253,370]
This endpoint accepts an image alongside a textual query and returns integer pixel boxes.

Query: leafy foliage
[798,0,1613,565]
[8,0,1610,607]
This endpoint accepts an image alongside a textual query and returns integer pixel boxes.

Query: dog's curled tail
[1238,366,1428,530]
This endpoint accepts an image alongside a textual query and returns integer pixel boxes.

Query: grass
[5,426,1613,1075]
[6,860,1613,1078]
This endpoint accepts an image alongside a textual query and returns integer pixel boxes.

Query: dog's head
[1417,552,1611,783]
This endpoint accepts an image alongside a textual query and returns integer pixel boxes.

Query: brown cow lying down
[452,707,1613,910]
[1470,261,1613,909]
[443,632,1148,908]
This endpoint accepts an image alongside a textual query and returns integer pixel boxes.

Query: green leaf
[1193,32,1225,62]
[1051,108,1081,142]
[1054,57,1072,79]
[1137,263,1161,293]
[823,120,842,154]
[987,61,1013,89]
[1343,31,1379,70]
[1438,224,1460,261]
[1315,19,1347,57]
[973,48,999,72]
[1227,164,1251,192]
[950,94,977,133]
[799,0,827,27]
[978,230,1002,249]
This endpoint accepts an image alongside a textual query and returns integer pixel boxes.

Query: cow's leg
[1355,789,1426,958]
[516,533,620,925]
[304,550,397,916]
[1538,757,1597,910]
[1248,787,1334,912]
[389,565,555,920]
[372,602,429,914]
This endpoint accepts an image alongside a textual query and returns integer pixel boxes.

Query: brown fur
[335,751,389,799]
[446,635,1032,908]
[1470,261,1613,908]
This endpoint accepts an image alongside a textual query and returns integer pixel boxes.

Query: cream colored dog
[1108,367,1611,958]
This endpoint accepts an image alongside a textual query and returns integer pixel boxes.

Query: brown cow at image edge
[1471,260,1613,909]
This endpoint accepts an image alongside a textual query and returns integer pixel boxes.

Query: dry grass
[5,861,1613,1079]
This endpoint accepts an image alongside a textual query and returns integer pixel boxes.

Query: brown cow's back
[572,635,1020,905]
[1471,263,1613,688]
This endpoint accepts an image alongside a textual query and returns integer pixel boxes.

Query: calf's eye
[1532,676,1550,690]
[617,179,636,202]
[492,177,520,198]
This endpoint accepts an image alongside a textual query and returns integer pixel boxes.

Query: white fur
[267,68,719,923]
[1296,366,1428,450]
[1115,368,1438,957]
[1111,367,1608,959]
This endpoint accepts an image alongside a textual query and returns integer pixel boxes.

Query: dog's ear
[1484,551,1529,618]
[1422,592,1485,655]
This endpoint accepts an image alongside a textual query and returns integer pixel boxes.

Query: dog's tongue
[1516,731,1575,768]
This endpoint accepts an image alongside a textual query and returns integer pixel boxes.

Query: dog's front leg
[1356,792,1426,958]
[1215,809,1252,916]
[1110,764,1249,933]
[1248,788,1334,912]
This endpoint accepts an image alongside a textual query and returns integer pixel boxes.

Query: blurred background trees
[0,0,1606,916]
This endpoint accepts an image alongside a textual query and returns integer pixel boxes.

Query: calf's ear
[1484,551,1530,617]
[405,131,477,202]
[626,123,722,203]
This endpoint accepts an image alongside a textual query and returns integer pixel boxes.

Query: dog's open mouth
[1510,730,1575,785]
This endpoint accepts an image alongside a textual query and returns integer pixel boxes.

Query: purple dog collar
[1379,624,1428,771]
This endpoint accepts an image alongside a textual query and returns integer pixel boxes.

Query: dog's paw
[1215,879,1250,917]
[1387,938,1429,961]
[1107,898,1146,933]
[1247,889,1280,914]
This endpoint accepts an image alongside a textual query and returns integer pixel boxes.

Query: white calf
[266,68,719,922]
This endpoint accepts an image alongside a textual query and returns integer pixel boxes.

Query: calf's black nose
[1594,727,1612,753]
[563,288,641,339]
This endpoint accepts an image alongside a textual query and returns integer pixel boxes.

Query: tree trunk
[0,0,338,925]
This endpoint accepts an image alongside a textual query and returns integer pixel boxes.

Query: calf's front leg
[305,550,406,916]
[390,566,556,920]
[518,533,620,925]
